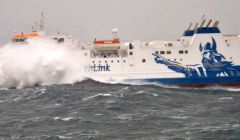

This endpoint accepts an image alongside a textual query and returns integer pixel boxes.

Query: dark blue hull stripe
[128,77,240,86]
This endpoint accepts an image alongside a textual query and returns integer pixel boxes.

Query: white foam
[136,90,144,94]
[82,93,113,101]
[0,39,87,88]
[219,97,234,100]
[207,86,240,92]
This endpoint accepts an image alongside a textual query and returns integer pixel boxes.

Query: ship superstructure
[11,12,80,47]
[83,16,240,87]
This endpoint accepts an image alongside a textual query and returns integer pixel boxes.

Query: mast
[39,12,44,31]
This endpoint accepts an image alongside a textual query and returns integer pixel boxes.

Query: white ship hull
[83,18,240,87]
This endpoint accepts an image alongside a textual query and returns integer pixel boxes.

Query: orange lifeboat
[94,39,120,45]
[12,33,40,43]
[93,39,121,50]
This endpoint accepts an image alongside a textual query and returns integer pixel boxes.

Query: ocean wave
[0,39,87,89]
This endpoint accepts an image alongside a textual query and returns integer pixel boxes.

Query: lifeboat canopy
[12,33,40,43]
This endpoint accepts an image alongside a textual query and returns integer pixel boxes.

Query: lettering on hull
[89,64,111,72]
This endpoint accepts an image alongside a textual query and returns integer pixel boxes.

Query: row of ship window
[92,58,187,65]
[155,50,188,55]
[92,59,147,64]
[93,60,126,64]
[128,50,189,56]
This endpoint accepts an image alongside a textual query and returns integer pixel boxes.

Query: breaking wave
[0,39,87,88]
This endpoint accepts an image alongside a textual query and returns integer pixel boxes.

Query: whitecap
[136,90,144,94]
[219,97,234,100]
[62,117,73,121]
[82,93,112,101]
[118,114,132,120]
[169,115,189,119]
[57,135,72,139]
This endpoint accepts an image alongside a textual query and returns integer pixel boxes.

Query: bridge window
[58,38,64,43]
[99,61,101,63]
[185,50,188,54]
[142,59,146,63]
[167,51,171,54]
[123,60,126,63]
[111,60,114,63]
[105,60,107,63]
[117,60,120,63]
[129,43,133,49]
[93,61,95,63]
[160,51,165,54]
[164,42,173,47]
[179,50,184,54]
[129,52,133,55]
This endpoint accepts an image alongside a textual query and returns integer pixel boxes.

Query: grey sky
[1,0,240,43]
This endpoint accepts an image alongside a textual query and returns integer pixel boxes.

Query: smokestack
[187,23,193,30]
[194,23,199,30]
[206,19,212,28]
[213,21,219,28]
[200,19,206,28]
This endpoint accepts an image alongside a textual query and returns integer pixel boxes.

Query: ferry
[10,14,240,87]
[83,15,240,87]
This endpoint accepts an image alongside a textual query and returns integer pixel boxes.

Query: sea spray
[0,39,87,88]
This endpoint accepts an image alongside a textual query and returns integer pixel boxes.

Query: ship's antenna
[32,25,36,32]
[35,22,39,31]
[39,12,44,31]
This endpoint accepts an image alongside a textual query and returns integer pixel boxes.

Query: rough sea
[0,81,240,140]
[0,40,240,140]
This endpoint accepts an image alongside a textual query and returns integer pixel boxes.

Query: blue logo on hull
[153,37,240,78]
[90,64,110,72]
